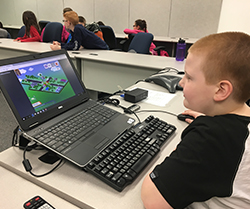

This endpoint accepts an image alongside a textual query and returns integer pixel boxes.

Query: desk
[0,81,188,209]
[0,38,51,59]
[116,33,198,44]
[116,33,197,57]
[0,165,80,208]
[72,50,185,94]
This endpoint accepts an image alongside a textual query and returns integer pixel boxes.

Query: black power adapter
[124,88,148,103]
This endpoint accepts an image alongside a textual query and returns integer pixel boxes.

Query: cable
[136,109,178,117]
[131,111,141,123]
[22,142,63,178]
[98,98,142,123]
[156,67,184,75]
[12,125,20,147]
[98,98,120,106]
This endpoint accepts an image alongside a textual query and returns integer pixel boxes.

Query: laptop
[0,49,135,168]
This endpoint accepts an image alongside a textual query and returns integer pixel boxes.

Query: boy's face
[179,52,217,114]
[63,17,70,29]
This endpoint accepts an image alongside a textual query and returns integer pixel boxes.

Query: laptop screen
[0,50,89,131]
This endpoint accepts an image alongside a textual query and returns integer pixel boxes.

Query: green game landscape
[20,71,75,112]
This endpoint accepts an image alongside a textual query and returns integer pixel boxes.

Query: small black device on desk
[124,88,148,103]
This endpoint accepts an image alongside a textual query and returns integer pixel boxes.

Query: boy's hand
[52,41,61,46]
[181,110,204,123]
[50,44,61,50]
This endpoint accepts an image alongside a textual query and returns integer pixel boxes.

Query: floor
[0,91,18,152]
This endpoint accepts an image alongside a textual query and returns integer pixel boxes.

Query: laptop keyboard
[85,115,176,192]
[35,102,118,154]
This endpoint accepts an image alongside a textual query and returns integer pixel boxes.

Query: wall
[0,0,222,39]
[217,0,250,34]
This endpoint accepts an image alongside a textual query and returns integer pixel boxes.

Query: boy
[141,32,250,209]
[50,11,108,51]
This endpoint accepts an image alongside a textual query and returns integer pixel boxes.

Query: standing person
[124,19,157,55]
[50,11,108,51]
[14,11,40,42]
[141,32,250,208]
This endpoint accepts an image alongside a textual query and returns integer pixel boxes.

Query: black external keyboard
[85,115,176,192]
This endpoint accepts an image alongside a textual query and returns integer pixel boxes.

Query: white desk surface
[71,49,185,71]
[3,25,21,29]
[0,165,80,209]
[0,38,186,72]
[109,33,198,44]
[0,82,188,209]
[0,38,51,53]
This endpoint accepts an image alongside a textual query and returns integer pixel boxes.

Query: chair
[17,25,26,37]
[119,34,135,52]
[42,22,63,43]
[39,20,50,31]
[0,28,11,38]
[99,25,117,50]
[128,32,153,54]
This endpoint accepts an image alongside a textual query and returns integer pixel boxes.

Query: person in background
[40,7,72,43]
[0,21,11,38]
[97,21,105,26]
[85,21,104,41]
[61,7,72,43]
[78,16,86,27]
[50,11,108,50]
[124,19,157,55]
[79,16,104,41]
[141,32,250,209]
[14,11,40,42]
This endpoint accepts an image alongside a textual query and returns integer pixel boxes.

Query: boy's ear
[214,80,233,101]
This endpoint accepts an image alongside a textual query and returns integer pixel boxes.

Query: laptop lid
[0,50,89,131]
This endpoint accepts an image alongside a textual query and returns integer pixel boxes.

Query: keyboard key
[85,115,176,192]
[131,153,153,174]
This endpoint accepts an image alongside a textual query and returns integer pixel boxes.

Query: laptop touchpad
[85,133,111,150]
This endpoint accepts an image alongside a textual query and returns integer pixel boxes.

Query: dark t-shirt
[61,24,108,50]
[150,114,250,209]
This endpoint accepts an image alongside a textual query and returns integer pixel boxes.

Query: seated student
[97,21,105,26]
[14,11,40,42]
[85,21,104,41]
[124,19,158,55]
[0,21,11,38]
[79,16,104,41]
[141,32,250,209]
[40,7,71,43]
[61,7,72,43]
[78,16,86,27]
[50,11,108,51]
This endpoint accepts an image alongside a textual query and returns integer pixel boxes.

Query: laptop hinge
[29,122,39,128]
